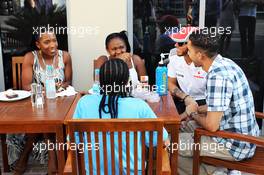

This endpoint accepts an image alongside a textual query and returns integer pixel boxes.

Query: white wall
[66,0,127,91]
[0,38,4,91]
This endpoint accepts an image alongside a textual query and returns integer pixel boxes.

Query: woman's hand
[117,53,133,68]
[55,81,65,92]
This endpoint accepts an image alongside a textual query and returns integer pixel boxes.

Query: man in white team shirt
[168,26,207,121]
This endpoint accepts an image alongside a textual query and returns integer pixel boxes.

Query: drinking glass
[31,83,44,108]
[31,83,37,106]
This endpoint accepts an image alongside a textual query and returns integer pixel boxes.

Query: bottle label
[156,67,168,96]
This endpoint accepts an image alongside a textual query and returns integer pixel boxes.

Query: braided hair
[99,58,130,119]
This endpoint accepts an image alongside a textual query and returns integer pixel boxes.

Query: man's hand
[180,111,189,121]
[185,103,198,116]
[184,95,197,106]
[180,115,194,130]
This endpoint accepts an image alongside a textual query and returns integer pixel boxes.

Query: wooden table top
[0,95,76,125]
[147,94,181,124]
[65,93,180,124]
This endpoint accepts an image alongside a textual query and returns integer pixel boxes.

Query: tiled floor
[0,144,47,175]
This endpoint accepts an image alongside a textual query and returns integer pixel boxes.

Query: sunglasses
[177,42,187,47]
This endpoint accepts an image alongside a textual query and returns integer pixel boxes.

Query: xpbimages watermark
[33,140,227,155]
[94,82,166,95]
[164,141,227,154]
[33,140,100,154]
[32,24,100,38]
[164,24,232,38]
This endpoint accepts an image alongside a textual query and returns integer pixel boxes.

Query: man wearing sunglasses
[168,27,207,124]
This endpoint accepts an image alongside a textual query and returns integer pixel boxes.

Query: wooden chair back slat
[110,132,115,174]
[87,132,93,174]
[148,131,154,175]
[103,132,108,175]
[141,131,146,174]
[68,127,77,175]
[94,132,100,175]
[156,129,163,175]
[12,56,24,90]
[118,132,123,175]
[78,132,85,175]
[126,132,130,175]
[67,119,165,174]
[134,131,138,175]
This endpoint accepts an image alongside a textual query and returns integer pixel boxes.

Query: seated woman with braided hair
[96,32,147,86]
[73,58,169,174]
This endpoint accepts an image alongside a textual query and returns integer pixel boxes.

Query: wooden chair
[64,118,171,175]
[193,112,264,175]
[0,56,24,172]
[12,56,24,90]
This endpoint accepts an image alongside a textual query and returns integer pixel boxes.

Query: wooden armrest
[63,151,72,175]
[194,128,264,147]
[162,148,171,175]
[255,112,264,119]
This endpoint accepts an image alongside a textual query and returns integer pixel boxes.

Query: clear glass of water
[31,83,44,108]
[31,83,37,106]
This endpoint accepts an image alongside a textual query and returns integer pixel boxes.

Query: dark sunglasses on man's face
[177,42,187,47]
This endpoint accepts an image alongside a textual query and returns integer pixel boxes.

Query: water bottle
[155,54,168,96]
[45,65,56,99]
[92,69,100,94]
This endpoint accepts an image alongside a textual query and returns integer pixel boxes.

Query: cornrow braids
[98,58,130,119]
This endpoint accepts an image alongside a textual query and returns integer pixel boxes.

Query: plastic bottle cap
[159,53,165,66]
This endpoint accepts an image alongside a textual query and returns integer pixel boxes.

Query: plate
[0,90,31,102]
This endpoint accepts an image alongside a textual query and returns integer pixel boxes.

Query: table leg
[166,123,179,175]
[1,134,10,172]
[56,126,66,175]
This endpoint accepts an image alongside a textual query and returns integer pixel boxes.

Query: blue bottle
[155,54,168,96]
[92,69,100,94]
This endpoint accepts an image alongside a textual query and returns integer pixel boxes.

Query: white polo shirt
[167,55,207,100]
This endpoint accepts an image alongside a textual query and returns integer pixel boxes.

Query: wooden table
[0,95,77,174]
[147,94,181,175]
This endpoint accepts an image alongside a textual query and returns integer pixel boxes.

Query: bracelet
[182,95,190,102]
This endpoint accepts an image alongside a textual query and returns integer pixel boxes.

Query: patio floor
[0,143,47,175]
